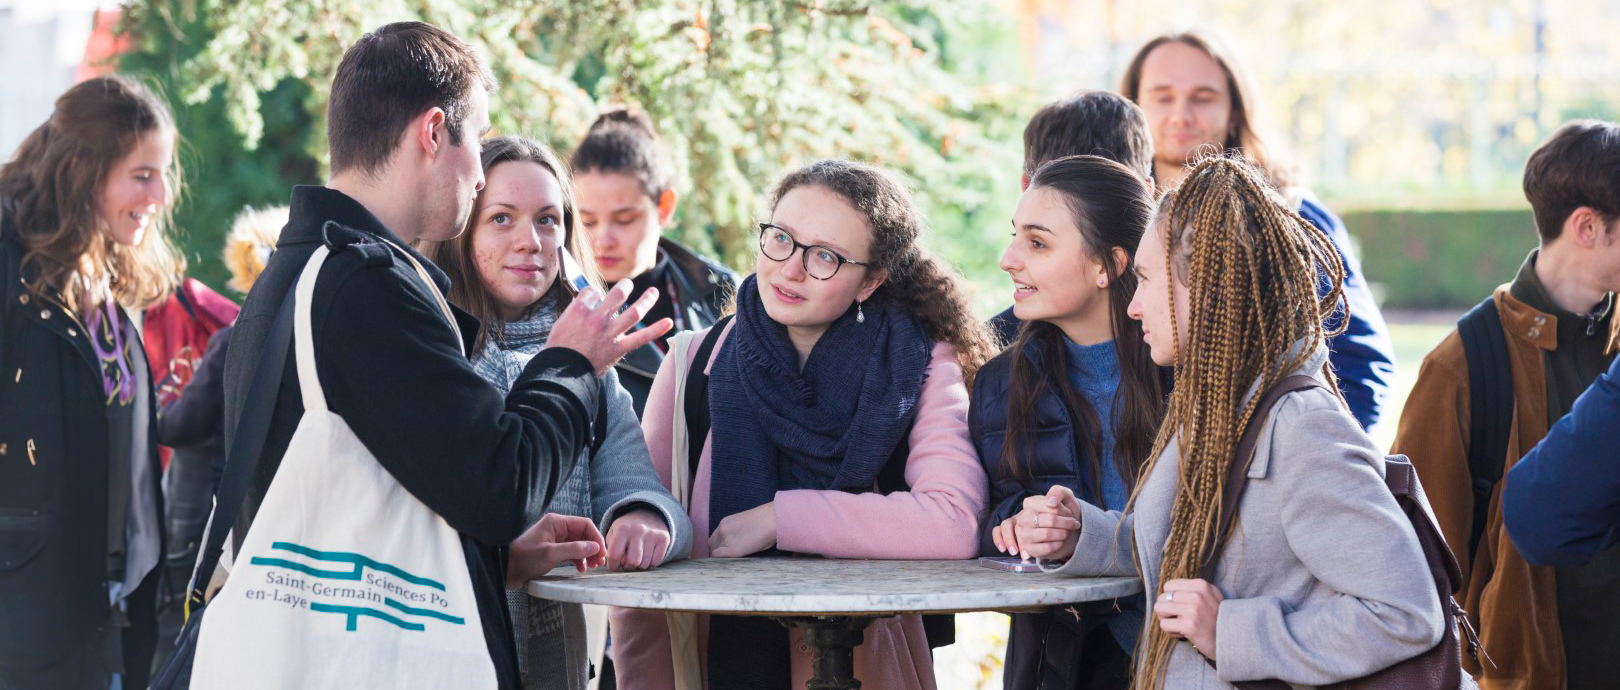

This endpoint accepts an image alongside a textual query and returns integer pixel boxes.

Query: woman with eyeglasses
[609,160,994,690]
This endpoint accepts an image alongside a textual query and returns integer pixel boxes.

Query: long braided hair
[1129,155,1347,690]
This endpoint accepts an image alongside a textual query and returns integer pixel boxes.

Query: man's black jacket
[220,186,599,688]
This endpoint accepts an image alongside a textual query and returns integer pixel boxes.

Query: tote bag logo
[245,541,466,632]
[190,244,497,689]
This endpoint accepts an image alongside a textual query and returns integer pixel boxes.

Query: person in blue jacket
[1119,29,1397,432]
[1505,353,1620,568]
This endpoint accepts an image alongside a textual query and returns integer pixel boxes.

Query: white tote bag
[191,245,497,689]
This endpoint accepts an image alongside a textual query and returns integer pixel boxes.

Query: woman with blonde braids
[1020,156,1447,688]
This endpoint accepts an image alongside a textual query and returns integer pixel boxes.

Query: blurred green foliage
[118,0,1031,307]
[1344,208,1536,310]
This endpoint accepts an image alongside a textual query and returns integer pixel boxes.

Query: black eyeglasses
[757,223,871,281]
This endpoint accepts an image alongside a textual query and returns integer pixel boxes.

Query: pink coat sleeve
[609,328,705,690]
[773,342,989,560]
[637,332,688,492]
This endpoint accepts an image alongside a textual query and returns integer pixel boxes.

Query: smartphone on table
[978,556,1044,573]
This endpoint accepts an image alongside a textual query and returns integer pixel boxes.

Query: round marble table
[528,557,1140,689]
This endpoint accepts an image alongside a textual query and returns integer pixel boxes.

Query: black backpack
[1456,296,1513,563]
[682,316,953,649]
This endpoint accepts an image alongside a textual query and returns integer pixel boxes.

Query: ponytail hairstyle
[569,107,675,202]
[1000,156,1167,498]
[420,135,598,353]
[0,75,185,311]
[770,160,996,387]
[1128,155,1346,690]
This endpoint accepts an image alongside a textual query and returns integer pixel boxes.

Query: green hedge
[1343,209,1536,311]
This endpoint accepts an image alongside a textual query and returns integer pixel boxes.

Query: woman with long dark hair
[1023,156,1445,689]
[0,74,186,690]
[570,108,738,413]
[973,155,1167,689]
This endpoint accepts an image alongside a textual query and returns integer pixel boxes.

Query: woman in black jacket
[570,108,738,414]
[0,75,187,690]
[970,156,1167,690]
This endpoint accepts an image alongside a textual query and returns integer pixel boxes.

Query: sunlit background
[6,1,1617,686]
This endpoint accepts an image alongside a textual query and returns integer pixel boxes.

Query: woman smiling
[420,135,691,690]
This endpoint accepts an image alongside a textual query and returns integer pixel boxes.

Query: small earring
[856,301,866,324]
[1097,279,1107,288]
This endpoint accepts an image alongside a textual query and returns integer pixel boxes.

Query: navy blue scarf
[706,274,932,689]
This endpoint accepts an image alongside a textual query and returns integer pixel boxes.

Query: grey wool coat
[1044,343,1448,688]
[472,305,693,690]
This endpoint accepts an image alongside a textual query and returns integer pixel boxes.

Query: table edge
[523,576,1144,616]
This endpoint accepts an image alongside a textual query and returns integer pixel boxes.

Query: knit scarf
[470,295,558,398]
[706,274,932,689]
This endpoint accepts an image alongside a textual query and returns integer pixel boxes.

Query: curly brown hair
[770,160,996,386]
[0,75,185,312]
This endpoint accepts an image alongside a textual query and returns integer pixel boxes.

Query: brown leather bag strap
[1200,374,1325,583]
[1196,374,1323,690]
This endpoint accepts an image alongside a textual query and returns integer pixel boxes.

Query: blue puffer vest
[969,338,1132,690]
[970,341,1100,552]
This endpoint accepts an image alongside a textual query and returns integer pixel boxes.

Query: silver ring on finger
[1167,591,1175,603]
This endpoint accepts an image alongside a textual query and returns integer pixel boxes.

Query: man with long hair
[1120,29,1397,433]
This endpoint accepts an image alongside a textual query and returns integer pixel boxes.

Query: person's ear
[1108,246,1132,282]
[858,269,889,303]
[656,188,679,226]
[1019,174,1030,192]
[1142,175,1157,197]
[1570,207,1611,249]
[416,107,449,158]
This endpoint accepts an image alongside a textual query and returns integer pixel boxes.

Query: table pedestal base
[774,616,878,690]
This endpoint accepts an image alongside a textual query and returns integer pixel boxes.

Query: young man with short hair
[218,22,670,687]
[1394,120,1620,690]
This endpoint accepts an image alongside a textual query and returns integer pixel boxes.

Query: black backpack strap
[173,280,199,321]
[1456,295,1513,562]
[185,285,298,611]
[683,314,732,487]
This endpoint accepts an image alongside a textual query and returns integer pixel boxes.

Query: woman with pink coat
[609,160,994,689]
